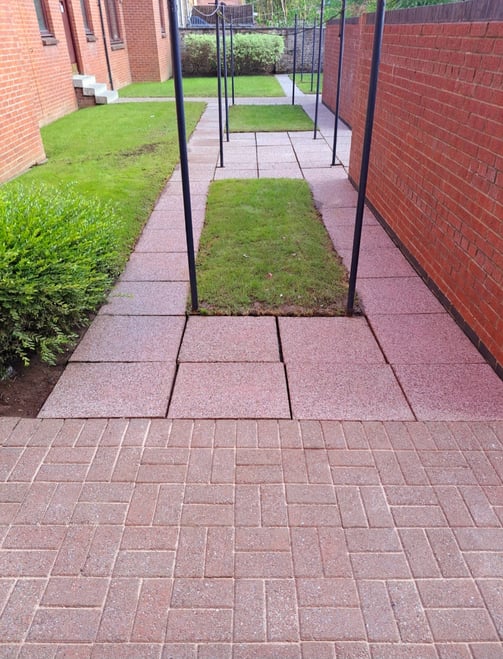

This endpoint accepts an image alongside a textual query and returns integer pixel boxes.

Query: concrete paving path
[2,75,502,657]
[38,76,503,421]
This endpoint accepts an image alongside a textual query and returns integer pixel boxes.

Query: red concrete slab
[256,132,291,145]
[120,252,189,281]
[168,363,290,418]
[39,362,175,418]
[394,364,503,421]
[98,281,187,316]
[356,278,445,316]
[337,248,416,278]
[135,229,195,253]
[328,224,396,251]
[279,317,385,364]
[70,316,185,363]
[179,317,280,362]
[286,362,414,420]
[369,313,486,365]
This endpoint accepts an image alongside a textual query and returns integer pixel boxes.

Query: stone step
[95,89,119,105]
[72,74,96,89]
[83,82,107,97]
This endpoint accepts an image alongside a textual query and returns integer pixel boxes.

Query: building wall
[122,0,172,82]
[323,0,503,373]
[0,0,174,184]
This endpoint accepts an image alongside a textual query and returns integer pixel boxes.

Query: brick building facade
[1,0,174,184]
[323,0,503,376]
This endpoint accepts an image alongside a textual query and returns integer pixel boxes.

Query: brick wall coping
[327,0,503,26]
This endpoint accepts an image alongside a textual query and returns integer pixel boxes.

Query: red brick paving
[0,418,502,656]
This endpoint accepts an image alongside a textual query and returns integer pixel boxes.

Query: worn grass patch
[195,179,348,315]
[229,104,314,132]
[120,75,285,98]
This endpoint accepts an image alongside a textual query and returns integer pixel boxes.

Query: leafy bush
[182,34,216,76]
[182,33,284,76]
[0,183,125,373]
[232,34,284,75]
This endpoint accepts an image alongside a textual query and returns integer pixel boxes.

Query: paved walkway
[37,76,503,421]
[1,76,502,657]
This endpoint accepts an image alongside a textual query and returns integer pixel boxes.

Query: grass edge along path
[6,101,205,258]
[120,75,285,98]
[195,178,348,316]
[229,105,314,132]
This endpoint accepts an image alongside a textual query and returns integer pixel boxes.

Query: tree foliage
[254,0,462,26]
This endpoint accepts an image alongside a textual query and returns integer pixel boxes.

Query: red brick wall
[322,18,360,127]
[0,3,46,182]
[122,0,172,82]
[323,3,503,372]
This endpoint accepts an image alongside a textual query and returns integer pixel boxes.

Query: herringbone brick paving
[0,417,502,657]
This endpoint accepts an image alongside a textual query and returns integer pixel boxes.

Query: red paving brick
[0,418,501,656]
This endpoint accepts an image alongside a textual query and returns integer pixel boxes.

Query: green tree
[254,0,461,26]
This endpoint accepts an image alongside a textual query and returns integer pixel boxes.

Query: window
[158,0,166,35]
[105,0,122,44]
[80,0,94,36]
[33,0,52,36]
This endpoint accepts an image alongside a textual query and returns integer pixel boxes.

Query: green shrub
[0,183,125,373]
[182,34,217,76]
[232,34,284,75]
[182,33,284,76]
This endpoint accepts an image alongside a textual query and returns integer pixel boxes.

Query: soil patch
[0,355,66,418]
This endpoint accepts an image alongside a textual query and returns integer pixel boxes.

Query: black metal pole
[166,0,198,311]
[215,2,224,167]
[300,19,305,82]
[230,20,235,105]
[313,0,324,139]
[292,14,298,105]
[347,0,386,315]
[310,19,316,92]
[331,0,346,165]
[222,11,230,141]
[97,0,114,90]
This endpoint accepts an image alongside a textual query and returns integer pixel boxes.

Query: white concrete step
[95,89,119,105]
[83,82,107,97]
[72,74,96,89]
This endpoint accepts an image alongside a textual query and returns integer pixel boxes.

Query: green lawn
[120,75,285,98]
[229,104,314,132]
[290,73,323,94]
[10,101,205,251]
[196,179,348,315]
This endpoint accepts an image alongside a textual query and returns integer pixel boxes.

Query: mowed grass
[196,179,348,315]
[290,72,323,94]
[229,104,314,132]
[120,75,285,98]
[10,101,205,252]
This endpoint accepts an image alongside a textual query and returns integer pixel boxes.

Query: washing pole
[313,0,324,139]
[347,0,386,315]
[215,0,224,167]
[310,18,316,92]
[292,14,298,105]
[331,0,346,166]
[221,10,230,141]
[230,20,235,105]
[300,19,306,82]
[167,0,198,310]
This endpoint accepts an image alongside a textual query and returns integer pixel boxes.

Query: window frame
[80,0,94,37]
[33,0,53,37]
[104,0,123,45]
[158,0,166,36]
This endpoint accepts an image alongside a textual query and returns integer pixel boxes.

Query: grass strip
[7,101,205,254]
[120,75,285,98]
[195,178,348,315]
[229,104,314,132]
[290,73,323,94]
